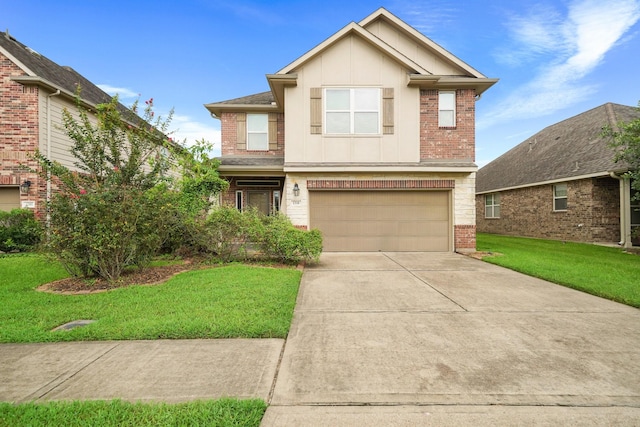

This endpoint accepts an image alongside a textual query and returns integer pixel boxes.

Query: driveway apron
[262,252,640,426]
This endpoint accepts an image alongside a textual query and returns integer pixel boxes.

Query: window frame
[553,183,568,211]
[235,190,243,211]
[324,87,381,135]
[485,193,500,218]
[438,90,456,128]
[246,113,269,151]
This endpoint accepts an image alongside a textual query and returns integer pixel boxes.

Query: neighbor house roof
[476,103,640,194]
[0,30,114,108]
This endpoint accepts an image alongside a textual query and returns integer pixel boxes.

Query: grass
[477,233,640,308]
[0,399,266,427]
[0,254,302,343]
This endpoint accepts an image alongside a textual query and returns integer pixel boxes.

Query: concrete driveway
[262,252,640,426]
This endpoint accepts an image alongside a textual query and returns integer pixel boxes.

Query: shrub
[198,206,258,262]
[0,209,42,252]
[200,207,323,264]
[46,187,162,280]
[255,214,323,264]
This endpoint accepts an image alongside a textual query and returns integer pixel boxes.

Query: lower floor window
[485,193,500,218]
[553,183,567,211]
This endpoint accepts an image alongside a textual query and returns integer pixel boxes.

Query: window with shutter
[324,88,381,135]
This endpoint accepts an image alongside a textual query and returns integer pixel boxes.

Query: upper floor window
[247,113,268,150]
[485,193,500,218]
[438,90,456,127]
[325,88,380,135]
[553,183,567,211]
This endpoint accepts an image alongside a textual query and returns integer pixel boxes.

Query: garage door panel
[309,190,451,252]
[0,188,20,212]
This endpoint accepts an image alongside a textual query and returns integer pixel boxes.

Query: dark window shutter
[236,113,247,150]
[310,88,322,134]
[383,88,394,134]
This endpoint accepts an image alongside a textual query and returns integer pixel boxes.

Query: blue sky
[4,0,640,166]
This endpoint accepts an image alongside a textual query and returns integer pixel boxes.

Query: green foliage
[46,188,162,280]
[0,209,42,252]
[0,255,301,342]
[255,214,323,264]
[199,206,323,264]
[604,101,640,199]
[34,95,180,281]
[0,399,267,427]
[198,206,258,261]
[177,139,229,216]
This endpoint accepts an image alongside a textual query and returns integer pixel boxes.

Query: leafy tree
[606,101,640,200]
[35,95,193,281]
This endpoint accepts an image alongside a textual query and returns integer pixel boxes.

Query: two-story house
[206,8,497,252]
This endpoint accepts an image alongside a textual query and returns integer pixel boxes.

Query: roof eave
[205,103,280,119]
[266,73,298,110]
[407,75,499,95]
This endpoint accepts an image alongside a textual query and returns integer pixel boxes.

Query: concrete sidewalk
[0,339,282,403]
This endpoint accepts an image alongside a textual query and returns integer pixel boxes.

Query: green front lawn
[0,399,266,427]
[0,255,301,343]
[477,233,640,307]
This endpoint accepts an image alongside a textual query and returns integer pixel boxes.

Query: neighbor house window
[325,88,380,134]
[438,90,456,127]
[247,114,268,150]
[553,183,567,211]
[485,193,500,218]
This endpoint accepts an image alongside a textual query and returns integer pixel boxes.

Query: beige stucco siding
[284,34,420,165]
[362,19,467,76]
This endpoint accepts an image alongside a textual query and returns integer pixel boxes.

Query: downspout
[610,171,631,248]
[46,89,61,227]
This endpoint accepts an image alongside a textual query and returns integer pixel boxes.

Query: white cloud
[481,0,640,128]
[169,114,222,157]
[96,84,139,100]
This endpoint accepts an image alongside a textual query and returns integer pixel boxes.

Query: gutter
[609,171,632,248]
[46,89,61,227]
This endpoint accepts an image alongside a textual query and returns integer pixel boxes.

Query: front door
[247,191,270,215]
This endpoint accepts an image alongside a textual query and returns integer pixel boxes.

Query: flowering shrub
[35,95,187,281]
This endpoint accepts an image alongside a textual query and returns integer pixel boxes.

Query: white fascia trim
[476,172,611,195]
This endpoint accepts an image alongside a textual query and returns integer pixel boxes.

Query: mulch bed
[37,258,302,295]
[37,263,195,295]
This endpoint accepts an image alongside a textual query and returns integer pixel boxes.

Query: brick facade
[420,89,475,161]
[454,224,476,251]
[0,52,41,212]
[220,112,285,156]
[476,177,621,244]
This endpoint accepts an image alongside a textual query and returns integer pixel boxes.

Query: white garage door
[309,190,451,252]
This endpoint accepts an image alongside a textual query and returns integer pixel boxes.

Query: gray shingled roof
[1,31,114,107]
[211,91,275,106]
[219,156,284,166]
[476,103,640,193]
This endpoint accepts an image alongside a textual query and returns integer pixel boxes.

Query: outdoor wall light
[293,183,300,197]
[20,180,32,194]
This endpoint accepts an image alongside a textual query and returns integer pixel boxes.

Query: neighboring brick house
[476,103,640,248]
[0,30,139,216]
[206,8,497,252]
